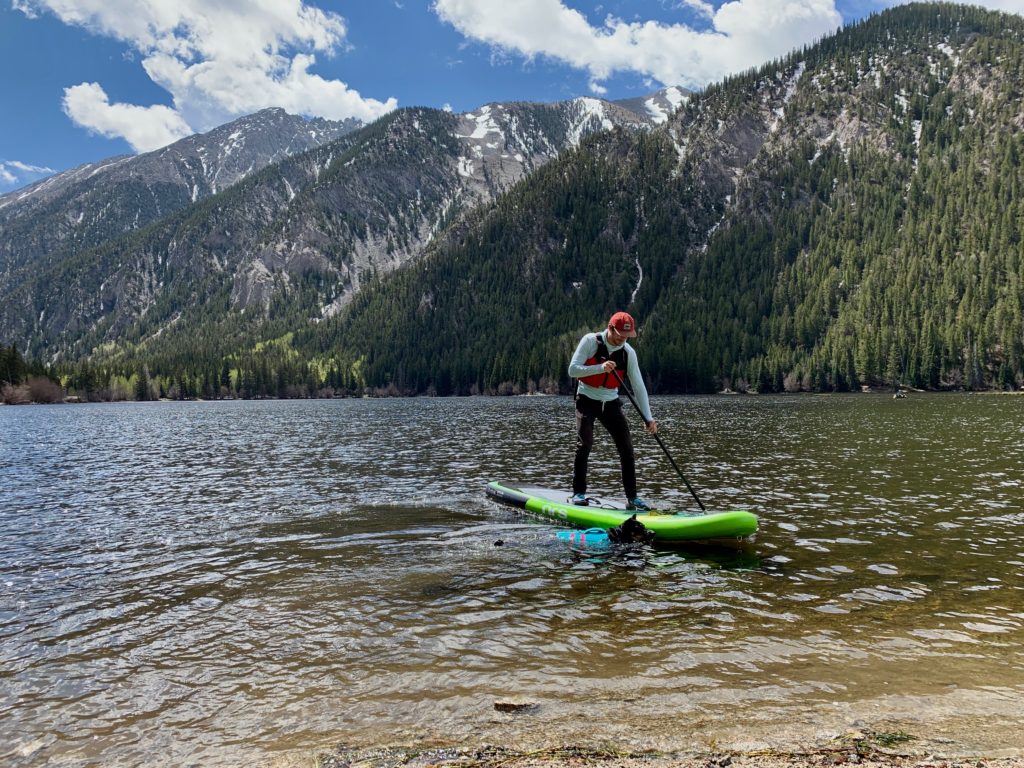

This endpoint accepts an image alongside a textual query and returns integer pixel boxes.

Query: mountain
[14,2,1024,399]
[0,108,362,299]
[296,2,1024,395]
[0,92,671,365]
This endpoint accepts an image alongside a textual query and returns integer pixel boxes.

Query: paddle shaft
[611,368,706,512]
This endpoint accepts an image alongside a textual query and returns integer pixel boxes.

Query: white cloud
[62,82,194,153]
[6,160,56,174]
[15,0,397,152]
[433,0,844,89]
[11,0,39,17]
[0,159,58,192]
[677,0,716,19]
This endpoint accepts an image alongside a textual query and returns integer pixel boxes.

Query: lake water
[2,394,1023,766]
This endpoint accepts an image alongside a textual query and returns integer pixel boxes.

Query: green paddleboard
[486,481,758,543]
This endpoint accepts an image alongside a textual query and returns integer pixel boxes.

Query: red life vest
[579,334,628,390]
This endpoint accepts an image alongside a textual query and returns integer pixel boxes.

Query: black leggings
[572,394,636,498]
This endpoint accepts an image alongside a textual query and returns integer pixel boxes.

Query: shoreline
[313,740,1024,768]
[3,388,1024,407]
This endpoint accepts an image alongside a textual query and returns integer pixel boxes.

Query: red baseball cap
[608,311,637,338]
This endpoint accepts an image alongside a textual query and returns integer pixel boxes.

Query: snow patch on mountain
[770,61,806,132]
[643,86,689,124]
[464,105,502,140]
[568,98,613,145]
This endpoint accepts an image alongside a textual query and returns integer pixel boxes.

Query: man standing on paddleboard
[568,311,658,511]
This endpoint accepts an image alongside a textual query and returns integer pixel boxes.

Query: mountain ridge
[0,108,364,314]
[0,90,678,363]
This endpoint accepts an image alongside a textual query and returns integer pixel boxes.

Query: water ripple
[2,395,1023,765]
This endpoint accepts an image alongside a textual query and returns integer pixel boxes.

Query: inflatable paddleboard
[486,481,758,543]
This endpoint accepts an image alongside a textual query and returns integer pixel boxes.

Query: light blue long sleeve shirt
[568,331,653,423]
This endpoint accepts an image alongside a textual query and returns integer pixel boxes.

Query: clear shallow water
[1,395,1023,766]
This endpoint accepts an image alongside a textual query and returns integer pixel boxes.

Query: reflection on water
[1,395,1023,766]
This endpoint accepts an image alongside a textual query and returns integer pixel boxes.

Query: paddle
[611,368,706,512]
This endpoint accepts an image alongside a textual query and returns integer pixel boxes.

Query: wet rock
[493,699,539,713]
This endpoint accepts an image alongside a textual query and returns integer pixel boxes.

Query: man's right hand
[602,360,617,372]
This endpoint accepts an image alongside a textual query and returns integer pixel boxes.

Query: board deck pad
[517,485,633,510]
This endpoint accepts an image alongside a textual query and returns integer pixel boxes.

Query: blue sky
[1,0,1020,193]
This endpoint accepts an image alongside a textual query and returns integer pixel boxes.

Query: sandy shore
[313,732,1024,768]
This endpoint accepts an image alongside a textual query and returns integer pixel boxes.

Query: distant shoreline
[4,387,1024,406]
